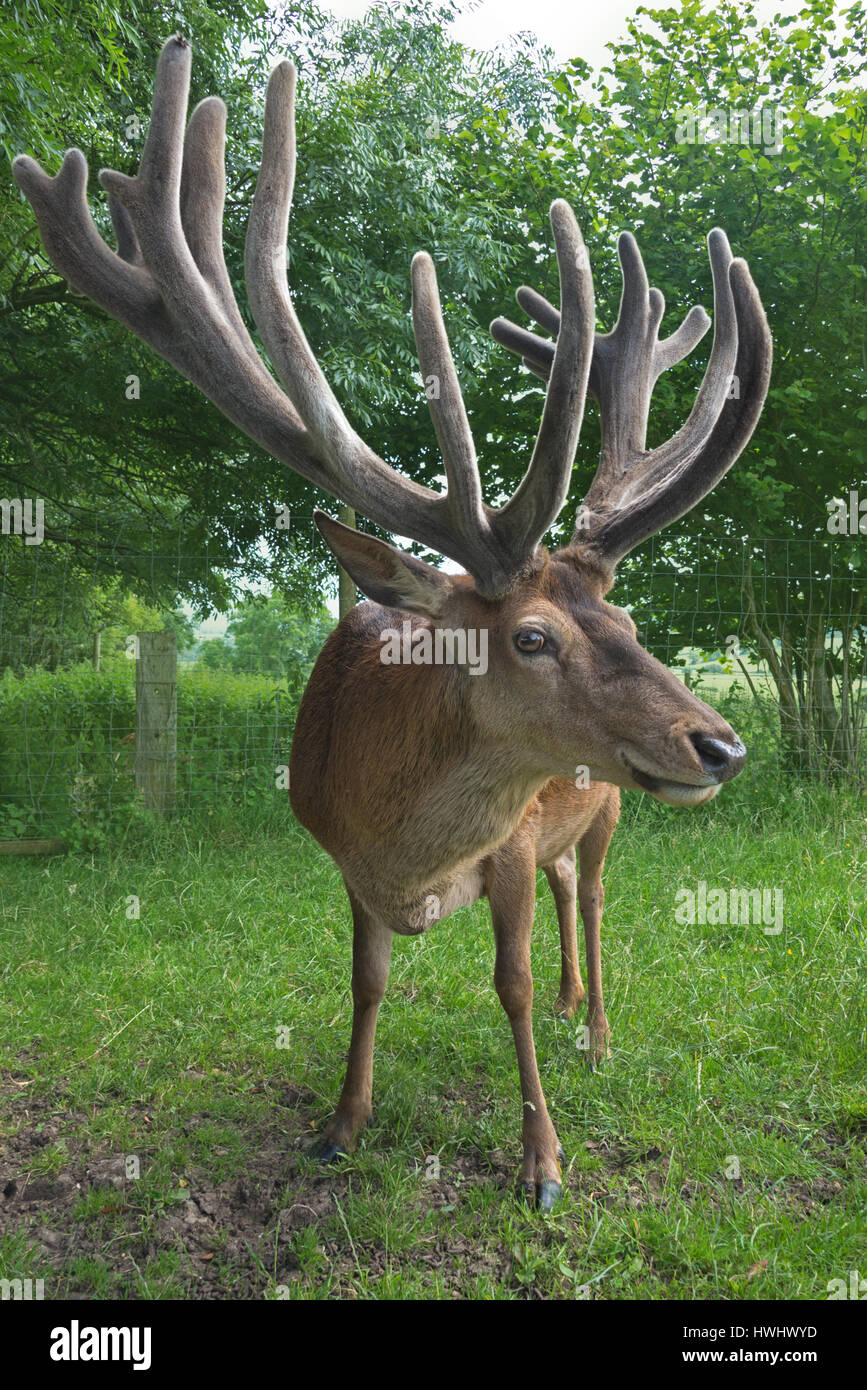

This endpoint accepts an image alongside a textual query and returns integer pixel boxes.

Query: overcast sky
[321,0,811,70]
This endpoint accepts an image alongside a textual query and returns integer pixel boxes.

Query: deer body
[288,552,744,1196]
[290,594,624,1193]
[15,36,771,1208]
[290,594,618,935]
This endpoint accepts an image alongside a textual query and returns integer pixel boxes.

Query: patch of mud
[0,1069,346,1298]
[0,1060,861,1299]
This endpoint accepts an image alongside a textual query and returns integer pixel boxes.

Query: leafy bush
[0,660,299,842]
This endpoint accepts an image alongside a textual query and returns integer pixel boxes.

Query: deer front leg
[544,846,585,1018]
[488,841,563,1211]
[315,890,393,1162]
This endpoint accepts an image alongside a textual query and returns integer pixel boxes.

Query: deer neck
[291,618,552,892]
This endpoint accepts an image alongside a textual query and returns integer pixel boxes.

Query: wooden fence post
[135,631,177,816]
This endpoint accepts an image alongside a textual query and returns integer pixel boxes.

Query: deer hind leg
[543,846,585,1019]
[314,887,393,1163]
[488,838,563,1210]
[577,789,620,1068]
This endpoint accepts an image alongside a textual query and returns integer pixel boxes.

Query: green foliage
[198,591,333,691]
[550,0,867,543]
[0,661,136,842]
[1,0,552,619]
[0,659,298,842]
[2,0,865,780]
[0,570,195,673]
[1,0,329,615]
[522,0,867,774]
[173,663,297,819]
[99,594,196,662]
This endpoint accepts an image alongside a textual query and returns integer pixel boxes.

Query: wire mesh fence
[0,518,864,842]
[618,532,866,785]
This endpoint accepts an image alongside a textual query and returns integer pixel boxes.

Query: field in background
[1,651,864,849]
[1,755,864,1299]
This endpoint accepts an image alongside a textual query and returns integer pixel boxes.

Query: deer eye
[514,629,547,654]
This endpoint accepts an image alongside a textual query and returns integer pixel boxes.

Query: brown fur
[290,550,744,1195]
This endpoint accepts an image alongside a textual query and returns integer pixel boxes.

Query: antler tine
[108,197,143,267]
[490,225,769,568]
[516,286,561,337]
[244,57,518,586]
[490,311,554,381]
[12,147,155,325]
[411,252,487,541]
[13,38,312,456]
[588,255,771,562]
[245,60,366,472]
[586,231,710,478]
[491,201,596,559]
[181,94,262,362]
[14,35,600,599]
[656,302,712,373]
[582,227,736,514]
[495,257,711,397]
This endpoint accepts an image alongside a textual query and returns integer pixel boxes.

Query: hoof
[313,1139,349,1164]
[518,1178,562,1211]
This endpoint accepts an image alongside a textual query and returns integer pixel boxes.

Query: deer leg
[544,846,585,1018]
[488,841,563,1210]
[577,794,619,1068]
[315,890,393,1162]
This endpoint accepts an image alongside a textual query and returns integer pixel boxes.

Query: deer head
[13,36,772,808]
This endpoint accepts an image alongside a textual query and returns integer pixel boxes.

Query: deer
[14,36,771,1210]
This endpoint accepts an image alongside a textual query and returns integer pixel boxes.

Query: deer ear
[314,511,452,620]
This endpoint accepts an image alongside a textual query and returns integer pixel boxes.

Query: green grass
[0,771,864,1300]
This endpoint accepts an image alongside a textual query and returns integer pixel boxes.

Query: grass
[0,763,865,1300]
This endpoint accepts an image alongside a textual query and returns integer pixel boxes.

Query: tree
[7,0,863,780]
[493,0,867,777]
[1,0,331,618]
[199,590,333,691]
[2,0,556,620]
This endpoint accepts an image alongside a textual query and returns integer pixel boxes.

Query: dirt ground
[0,1069,524,1298]
[1,1054,853,1300]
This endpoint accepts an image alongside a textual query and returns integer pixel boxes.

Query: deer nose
[690,733,746,783]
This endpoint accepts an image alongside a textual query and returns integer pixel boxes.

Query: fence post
[135,631,177,816]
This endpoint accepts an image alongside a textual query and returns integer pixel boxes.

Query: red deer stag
[15,36,771,1209]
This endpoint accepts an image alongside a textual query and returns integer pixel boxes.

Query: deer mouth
[626,764,720,806]
[620,757,720,807]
